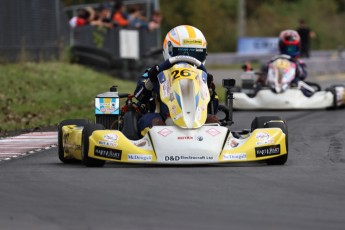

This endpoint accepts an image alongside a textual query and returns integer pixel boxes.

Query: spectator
[69,8,90,28]
[91,3,113,28]
[112,1,129,27]
[148,10,163,31]
[85,6,96,22]
[296,19,316,58]
[127,5,148,30]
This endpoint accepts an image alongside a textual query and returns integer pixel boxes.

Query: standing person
[91,3,113,28]
[112,1,129,27]
[69,8,91,28]
[148,10,163,31]
[133,25,219,135]
[296,19,316,58]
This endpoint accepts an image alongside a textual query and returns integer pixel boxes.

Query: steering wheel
[168,55,202,67]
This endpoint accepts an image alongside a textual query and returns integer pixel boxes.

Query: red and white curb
[0,132,57,161]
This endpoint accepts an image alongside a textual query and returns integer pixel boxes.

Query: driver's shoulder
[270,54,292,62]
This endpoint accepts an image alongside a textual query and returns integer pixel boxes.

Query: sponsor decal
[94,146,122,160]
[196,136,203,141]
[255,132,270,141]
[158,128,173,137]
[98,140,117,147]
[256,139,274,146]
[177,136,193,140]
[103,133,118,141]
[182,38,203,45]
[206,128,221,137]
[228,139,239,148]
[133,139,149,147]
[171,105,177,115]
[255,145,280,157]
[128,154,152,161]
[164,155,213,161]
[169,92,175,102]
[162,81,170,98]
[95,98,119,115]
[223,153,247,161]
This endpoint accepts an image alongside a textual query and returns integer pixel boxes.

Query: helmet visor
[282,45,300,57]
[172,47,207,63]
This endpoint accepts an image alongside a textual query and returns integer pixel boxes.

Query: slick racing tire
[264,120,288,165]
[326,85,345,109]
[217,104,230,126]
[251,116,283,131]
[81,123,106,167]
[58,119,90,164]
[251,116,288,165]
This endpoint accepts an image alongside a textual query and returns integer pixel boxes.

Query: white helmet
[163,25,207,64]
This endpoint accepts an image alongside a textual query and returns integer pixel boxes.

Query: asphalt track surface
[1,74,345,230]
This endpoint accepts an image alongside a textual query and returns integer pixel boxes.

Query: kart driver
[134,25,219,135]
[257,29,308,86]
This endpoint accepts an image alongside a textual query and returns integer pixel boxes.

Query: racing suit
[258,54,308,86]
[134,61,219,135]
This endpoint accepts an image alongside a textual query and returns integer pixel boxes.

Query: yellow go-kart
[58,56,288,167]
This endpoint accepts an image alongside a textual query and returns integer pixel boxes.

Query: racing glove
[207,73,216,94]
[147,65,160,83]
[134,81,153,103]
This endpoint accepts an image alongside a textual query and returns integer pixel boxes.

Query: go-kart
[233,56,345,110]
[58,56,288,167]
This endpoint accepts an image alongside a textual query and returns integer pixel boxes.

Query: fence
[0,0,69,62]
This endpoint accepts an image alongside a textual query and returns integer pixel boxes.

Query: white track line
[0,132,58,161]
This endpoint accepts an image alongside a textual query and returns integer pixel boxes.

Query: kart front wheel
[58,119,90,163]
[81,123,106,167]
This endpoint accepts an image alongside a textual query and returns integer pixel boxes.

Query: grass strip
[0,62,136,133]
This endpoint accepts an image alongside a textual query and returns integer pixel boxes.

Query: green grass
[0,62,136,133]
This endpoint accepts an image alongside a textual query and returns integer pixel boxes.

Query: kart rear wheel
[58,119,90,164]
[217,104,229,125]
[81,123,106,167]
[264,121,288,165]
[251,116,288,165]
[251,116,282,131]
[326,84,345,109]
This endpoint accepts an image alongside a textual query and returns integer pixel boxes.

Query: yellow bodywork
[219,128,287,162]
[61,125,83,160]
[159,64,209,128]
[61,124,287,164]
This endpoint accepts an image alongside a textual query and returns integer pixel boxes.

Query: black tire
[58,119,90,164]
[264,120,288,165]
[326,84,345,109]
[250,116,288,165]
[251,116,282,131]
[81,123,106,167]
[217,104,230,126]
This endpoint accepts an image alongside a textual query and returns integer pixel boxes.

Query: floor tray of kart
[58,57,288,166]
